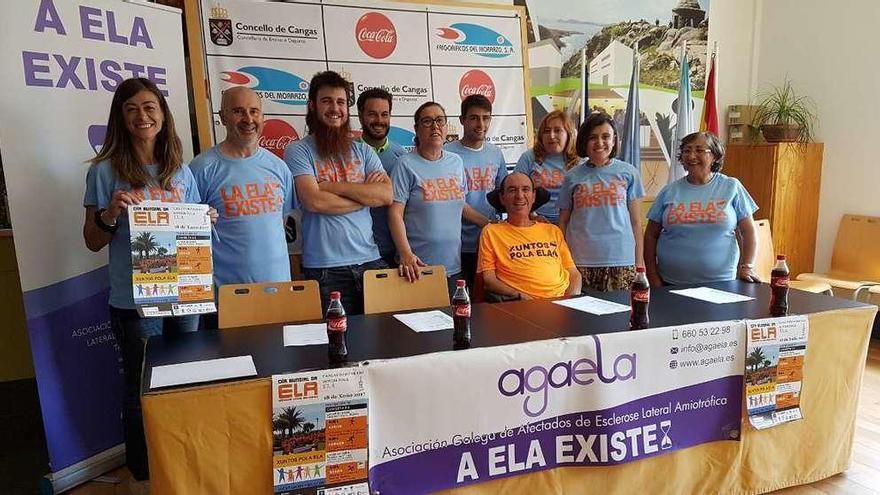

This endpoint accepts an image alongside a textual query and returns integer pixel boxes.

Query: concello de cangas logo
[208,3,233,47]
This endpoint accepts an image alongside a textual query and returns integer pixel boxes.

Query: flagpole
[581,47,588,125]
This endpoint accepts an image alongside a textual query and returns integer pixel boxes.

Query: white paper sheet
[669,287,755,304]
[552,295,632,315]
[393,310,454,332]
[149,355,257,389]
[283,323,330,346]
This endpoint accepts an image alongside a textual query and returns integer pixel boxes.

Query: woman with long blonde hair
[514,110,581,223]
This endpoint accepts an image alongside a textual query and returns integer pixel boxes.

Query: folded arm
[295,175,363,215]
[318,171,392,207]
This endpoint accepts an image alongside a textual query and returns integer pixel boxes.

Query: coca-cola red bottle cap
[330,291,341,299]
[635,266,646,273]
[776,254,786,260]
[456,279,466,288]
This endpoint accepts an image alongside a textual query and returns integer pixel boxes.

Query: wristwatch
[94,208,119,234]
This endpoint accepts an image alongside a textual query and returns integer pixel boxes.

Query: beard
[310,115,353,160]
[361,122,388,142]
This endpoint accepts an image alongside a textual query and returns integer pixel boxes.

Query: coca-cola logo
[260,119,300,159]
[356,12,396,59]
[458,69,495,104]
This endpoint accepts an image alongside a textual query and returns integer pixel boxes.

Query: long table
[142,282,877,494]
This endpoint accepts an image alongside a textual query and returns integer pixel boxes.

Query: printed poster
[272,368,370,495]
[745,316,809,430]
[128,202,215,317]
[367,321,745,494]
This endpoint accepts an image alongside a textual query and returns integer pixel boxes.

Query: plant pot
[760,124,803,143]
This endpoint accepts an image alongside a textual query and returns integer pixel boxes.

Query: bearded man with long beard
[284,70,392,315]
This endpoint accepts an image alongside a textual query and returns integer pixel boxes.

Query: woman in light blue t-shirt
[645,132,761,287]
[514,110,582,223]
[389,102,484,296]
[81,78,214,484]
[559,113,644,291]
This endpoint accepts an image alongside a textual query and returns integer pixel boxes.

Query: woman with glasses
[389,101,481,295]
[514,110,582,223]
[644,131,761,287]
[558,113,645,291]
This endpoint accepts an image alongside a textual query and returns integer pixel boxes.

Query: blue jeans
[304,259,387,316]
[109,306,198,481]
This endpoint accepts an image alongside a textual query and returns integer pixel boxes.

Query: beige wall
[707,0,760,143]
[754,0,880,272]
[709,0,880,272]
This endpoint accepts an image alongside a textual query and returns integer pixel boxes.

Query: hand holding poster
[745,316,809,429]
[272,368,370,495]
[128,202,215,317]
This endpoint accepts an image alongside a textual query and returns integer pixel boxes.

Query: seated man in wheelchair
[477,172,582,301]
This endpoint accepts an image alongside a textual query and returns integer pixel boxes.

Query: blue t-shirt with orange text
[444,140,507,253]
[391,150,466,276]
[558,159,644,267]
[190,146,295,288]
[367,139,407,255]
[284,136,385,268]
[514,150,574,223]
[83,160,201,309]
[647,173,758,285]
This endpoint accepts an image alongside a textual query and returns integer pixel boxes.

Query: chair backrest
[218,280,322,329]
[363,266,450,314]
[754,219,776,281]
[829,214,880,280]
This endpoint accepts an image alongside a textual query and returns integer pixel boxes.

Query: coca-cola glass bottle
[770,255,790,317]
[630,267,650,330]
[326,291,348,361]
[452,280,471,347]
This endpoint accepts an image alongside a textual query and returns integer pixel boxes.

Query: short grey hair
[678,131,725,172]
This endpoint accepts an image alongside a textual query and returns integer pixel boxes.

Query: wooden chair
[754,219,832,295]
[363,266,450,314]
[218,280,322,329]
[796,214,880,299]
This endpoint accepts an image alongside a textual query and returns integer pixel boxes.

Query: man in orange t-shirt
[478,172,582,299]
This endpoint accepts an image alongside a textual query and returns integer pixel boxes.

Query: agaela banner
[366,321,746,494]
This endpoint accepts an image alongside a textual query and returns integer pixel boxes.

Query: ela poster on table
[272,368,370,495]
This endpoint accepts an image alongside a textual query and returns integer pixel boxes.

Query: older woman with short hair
[644,132,761,287]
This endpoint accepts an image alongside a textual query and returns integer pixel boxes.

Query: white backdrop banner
[199,0,530,163]
[366,322,746,494]
[0,0,192,477]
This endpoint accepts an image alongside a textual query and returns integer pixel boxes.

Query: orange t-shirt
[477,222,575,299]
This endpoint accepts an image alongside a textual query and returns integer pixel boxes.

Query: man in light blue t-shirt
[357,87,407,268]
[444,94,507,288]
[190,87,296,328]
[284,71,392,315]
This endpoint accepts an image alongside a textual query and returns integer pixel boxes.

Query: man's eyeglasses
[418,116,447,128]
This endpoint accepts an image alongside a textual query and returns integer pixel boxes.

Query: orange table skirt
[144,307,876,494]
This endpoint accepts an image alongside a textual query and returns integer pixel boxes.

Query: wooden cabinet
[724,143,824,277]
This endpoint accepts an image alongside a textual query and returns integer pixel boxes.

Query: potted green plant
[752,79,817,143]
